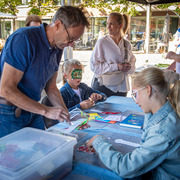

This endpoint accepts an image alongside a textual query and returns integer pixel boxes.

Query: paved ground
[55,51,172,98]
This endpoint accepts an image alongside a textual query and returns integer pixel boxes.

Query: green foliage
[0,0,179,17]
[0,0,60,17]
[101,20,107,26]
[79,0,180,17]
[0,0,21,15]
[157,3,180,16]
[79,0,141,16]
[28,7,41,15]
[28,0,59,16]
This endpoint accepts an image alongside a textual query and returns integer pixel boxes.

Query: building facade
[0,1,179,52]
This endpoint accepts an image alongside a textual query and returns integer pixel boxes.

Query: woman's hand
[80,99,95,110]
[86,135,99,150]
[90,93,102,101]
[118,62,131,72]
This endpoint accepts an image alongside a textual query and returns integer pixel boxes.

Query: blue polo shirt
[0,23,63,101]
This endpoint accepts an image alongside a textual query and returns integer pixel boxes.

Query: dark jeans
[91,77,127,98]
[0,104,45,138]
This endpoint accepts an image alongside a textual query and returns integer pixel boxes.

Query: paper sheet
[100,131,141,153]
[103,115,126,122]
[114,139,140,148]
[65,118,87,133]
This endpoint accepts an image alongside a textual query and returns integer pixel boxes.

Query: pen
[89,97,93,102]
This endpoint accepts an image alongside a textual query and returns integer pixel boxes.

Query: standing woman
[90,13,136,97]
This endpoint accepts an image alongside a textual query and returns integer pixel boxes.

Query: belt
[0,97,22,118]
[0,97,14,106]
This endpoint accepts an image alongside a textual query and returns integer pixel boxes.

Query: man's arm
[166,61,176,71]
[166,51,180,63]
[44,71,68,111]
[0,63,69,122]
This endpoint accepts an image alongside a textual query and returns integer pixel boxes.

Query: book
[120,114,144,129]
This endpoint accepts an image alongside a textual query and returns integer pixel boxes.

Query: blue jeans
[134,40,144,50]
[0,104,45,138]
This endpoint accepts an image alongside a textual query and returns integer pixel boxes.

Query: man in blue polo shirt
[0,6,89,138]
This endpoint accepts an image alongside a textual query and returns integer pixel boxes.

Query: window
[131,17,146,41]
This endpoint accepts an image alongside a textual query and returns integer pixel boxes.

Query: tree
[78,0,180,16]
[0,0,59,16]
[79,0,140,16]
[157,3,180,16]
[27,0,59,16]
[0,0,179,17]
[0,0,22,15]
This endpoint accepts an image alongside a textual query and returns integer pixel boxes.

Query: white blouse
[90,35,136,92]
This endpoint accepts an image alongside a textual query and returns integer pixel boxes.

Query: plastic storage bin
[0,127,77,180]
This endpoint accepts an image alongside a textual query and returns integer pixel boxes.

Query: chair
[41,96,59,128]
[157,42,168,53]
[149,41,157,52]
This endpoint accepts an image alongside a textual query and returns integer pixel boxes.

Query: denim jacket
[60,82,107,111]
[92,101,180,179]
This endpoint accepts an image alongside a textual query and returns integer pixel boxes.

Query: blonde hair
[109,13,129,35]
[133,67,180,117]
[62,59,83,85]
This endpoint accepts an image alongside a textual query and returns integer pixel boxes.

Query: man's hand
[90,93,102,101]
[166,51,176,60]
[118,62,131,72]
[80,99,95,110]
[45,106,70,123]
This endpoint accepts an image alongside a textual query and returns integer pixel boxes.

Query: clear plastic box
[0,127,77,180]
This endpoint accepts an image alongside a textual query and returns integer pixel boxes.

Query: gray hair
[52,6,89,28]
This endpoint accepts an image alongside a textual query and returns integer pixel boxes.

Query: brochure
[120,114,144,129]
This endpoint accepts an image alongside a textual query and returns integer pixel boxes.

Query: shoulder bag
[99,39,128,86]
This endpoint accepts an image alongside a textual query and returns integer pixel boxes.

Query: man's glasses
[62,22,74,44]
[131,86,156,101]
